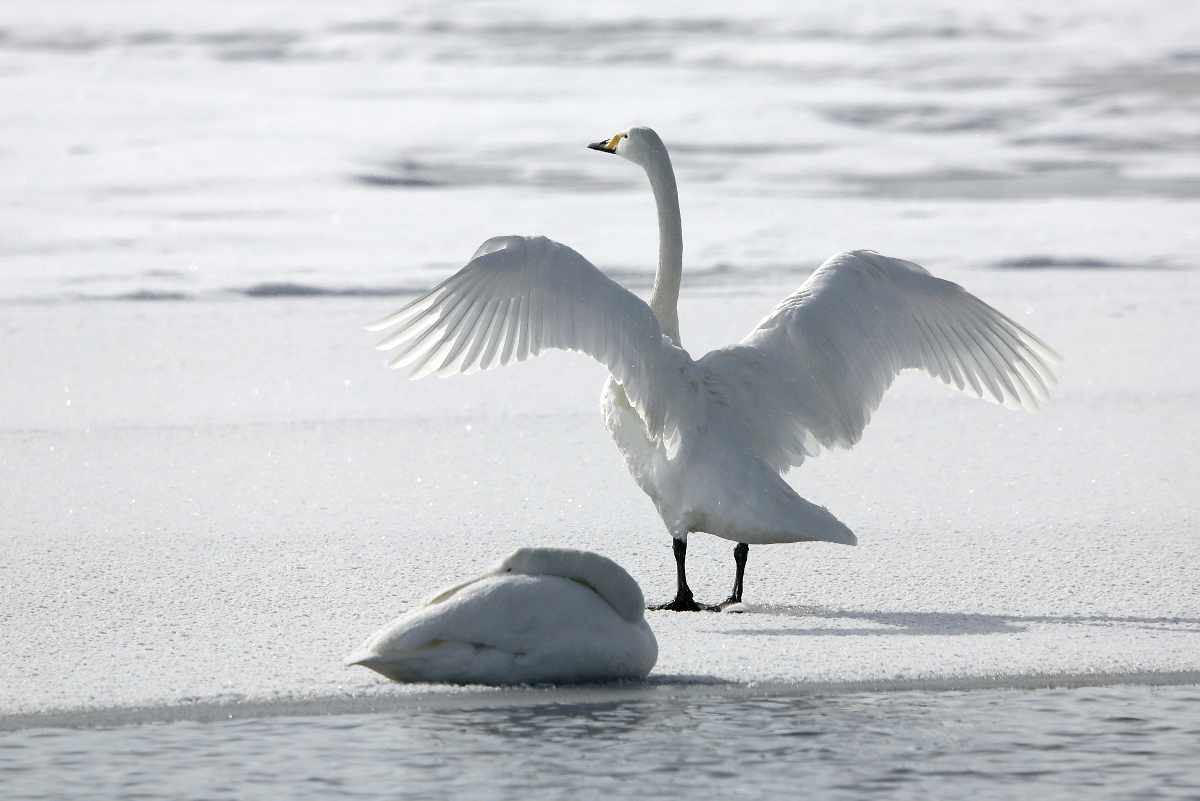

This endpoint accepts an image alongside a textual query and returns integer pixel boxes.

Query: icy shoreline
[5,671,1200,732]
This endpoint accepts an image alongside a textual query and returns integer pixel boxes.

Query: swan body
[346,548,657,685]
[369,126,1061,610]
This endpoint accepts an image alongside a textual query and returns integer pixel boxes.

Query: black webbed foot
[650,591,719,612]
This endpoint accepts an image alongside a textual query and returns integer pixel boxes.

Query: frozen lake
[2,0,1200,793]
[4,0,1199,303]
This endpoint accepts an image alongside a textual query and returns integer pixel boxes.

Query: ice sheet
[1,0,1198,720]
[2,268,1198,717]
[3,0,1198,302]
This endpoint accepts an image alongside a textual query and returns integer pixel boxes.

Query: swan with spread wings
[368,126,1061,611]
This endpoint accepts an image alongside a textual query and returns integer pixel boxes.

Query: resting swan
[368,126,1061,611]
[346,548,657,684]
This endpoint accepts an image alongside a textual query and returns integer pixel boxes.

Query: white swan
[368,126,1061,611]
[345,548,658,684]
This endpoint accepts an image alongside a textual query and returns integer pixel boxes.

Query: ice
[3,267,1197,718]
[5,0,1199,303]
[1,0,1198,722]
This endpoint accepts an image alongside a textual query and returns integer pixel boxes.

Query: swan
[345,547,658,684]
[368,126,1061,611]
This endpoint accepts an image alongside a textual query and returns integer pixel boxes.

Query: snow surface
[3,270,1198,718]
[1,0,1199,721]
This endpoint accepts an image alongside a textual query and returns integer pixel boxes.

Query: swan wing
[705,250,1061,473]
[369,235,692,444]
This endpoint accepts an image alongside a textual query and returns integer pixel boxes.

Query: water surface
[4,684,1200,799]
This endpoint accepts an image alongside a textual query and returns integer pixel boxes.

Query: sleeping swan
[345,548,657,685]
[368,126,1061,611]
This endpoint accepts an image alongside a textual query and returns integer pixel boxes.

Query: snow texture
[1,0,1198,720]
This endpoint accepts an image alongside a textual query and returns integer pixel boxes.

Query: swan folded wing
[706,250,1062,473]
[352,576,543,657]
[489,547,647,624]
[368,235,691,444]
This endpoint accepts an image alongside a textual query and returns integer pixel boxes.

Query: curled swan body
[346,548,657,685]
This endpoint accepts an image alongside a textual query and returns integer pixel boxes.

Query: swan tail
[690,454,858,546]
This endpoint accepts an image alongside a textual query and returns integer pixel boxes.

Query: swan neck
[645,148,682,346]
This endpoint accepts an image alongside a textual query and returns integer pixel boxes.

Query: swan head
[588,126,666,170]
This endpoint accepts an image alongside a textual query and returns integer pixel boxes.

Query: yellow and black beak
[587,133,624,154]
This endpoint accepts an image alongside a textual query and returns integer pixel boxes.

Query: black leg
[650,537,715,612]
[718,543,749,610]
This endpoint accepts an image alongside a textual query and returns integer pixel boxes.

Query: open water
[4,684,1200,800]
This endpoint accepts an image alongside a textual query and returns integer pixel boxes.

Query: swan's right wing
[369,235,692,444]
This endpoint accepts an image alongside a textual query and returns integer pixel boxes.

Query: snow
[3,268,1197,719]
[1,0,1199,723]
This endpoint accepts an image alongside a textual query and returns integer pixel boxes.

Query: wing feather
[462,300,505,375]
[934,318,984,398]
[705,250,1061,473]
[912,315,957,389]
[434,301,488,376]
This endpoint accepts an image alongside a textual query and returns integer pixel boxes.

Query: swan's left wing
[704,250,1061,473]
[368,235,693,445]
